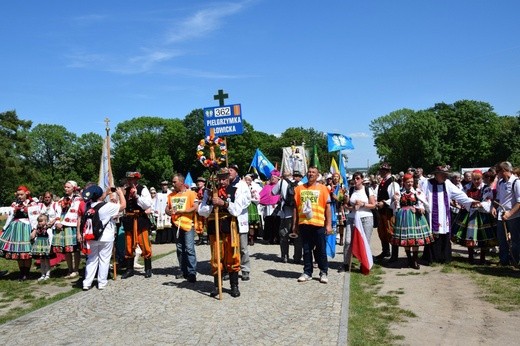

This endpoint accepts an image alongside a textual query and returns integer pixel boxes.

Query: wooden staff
[209,140,223,300]
[213,180,223,300]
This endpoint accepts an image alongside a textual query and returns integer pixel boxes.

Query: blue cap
[82,185,104,201]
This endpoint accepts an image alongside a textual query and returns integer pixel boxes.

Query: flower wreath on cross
[196,136,227,170]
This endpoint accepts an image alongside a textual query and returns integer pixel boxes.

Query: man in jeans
[292,166,332,284]
[492,161,520,266]
[166,173,199,283]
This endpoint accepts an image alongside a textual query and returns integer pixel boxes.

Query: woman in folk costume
[244,174,261,246]
[53,180,85,278]
[451,170,496,264]
[0,186,39,281]
[391,173,433,269]
[31,214,55,281]
[36,191,65,267]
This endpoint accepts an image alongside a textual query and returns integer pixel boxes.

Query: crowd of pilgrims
[0,161,518,289]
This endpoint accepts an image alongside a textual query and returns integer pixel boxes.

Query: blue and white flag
[98,136,114,191]
[185,172,194,188]
[249,149,275,179]
[327,133,354,152]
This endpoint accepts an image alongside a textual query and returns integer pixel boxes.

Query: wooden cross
[213,89,228,106]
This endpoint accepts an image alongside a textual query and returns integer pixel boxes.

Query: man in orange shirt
[166,173,199,283]
[292,166,332,284]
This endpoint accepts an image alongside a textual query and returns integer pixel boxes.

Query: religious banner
[280,145,308,177]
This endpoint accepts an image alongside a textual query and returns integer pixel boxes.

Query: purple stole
[431,181,450,234]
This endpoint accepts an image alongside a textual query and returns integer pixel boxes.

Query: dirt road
[370,237,520,345]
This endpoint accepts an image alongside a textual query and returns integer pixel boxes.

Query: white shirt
[348,187,376,219]
[91,201,121,242]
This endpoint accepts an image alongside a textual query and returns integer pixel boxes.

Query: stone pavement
[0,240,350,345]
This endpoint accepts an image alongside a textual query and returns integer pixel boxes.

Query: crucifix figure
[104,117,110,137]
[213,89,229,106]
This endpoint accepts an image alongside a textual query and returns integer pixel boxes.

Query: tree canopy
[369,100,515,173]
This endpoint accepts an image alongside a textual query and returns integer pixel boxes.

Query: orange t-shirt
[294,183,330,227]
[166,189,198,231]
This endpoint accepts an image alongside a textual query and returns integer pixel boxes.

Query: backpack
[81,202,109,241]
[282,178,297,208]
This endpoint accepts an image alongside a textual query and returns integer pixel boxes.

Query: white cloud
[349,132,371,138]
[66,2,252,75]
[166,2,246,43]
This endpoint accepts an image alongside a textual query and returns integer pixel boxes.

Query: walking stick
[493,200,518,267]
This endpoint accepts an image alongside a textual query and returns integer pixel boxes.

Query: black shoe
[374,252,390,260]
[143,258,152,278]
[230,285,241,297]
[293,259,302,265]
[122,270,134,279]
[387,256,399,263]
[210,289,219,297]
[175,273,187,279]
[222,272,230,281]
[187,274,196,283]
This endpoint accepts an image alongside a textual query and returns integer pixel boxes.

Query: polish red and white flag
[352,213,373,275]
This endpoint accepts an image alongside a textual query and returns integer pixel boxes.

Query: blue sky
[1,1,519,168]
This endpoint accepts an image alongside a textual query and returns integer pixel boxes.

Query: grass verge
[348,264,416,345]
[445,256,520,311]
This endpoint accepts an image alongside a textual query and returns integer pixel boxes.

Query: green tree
[72,132,104,185]
[370,100,503,173]
[112,117,178,187]
[28,124,80,196]
[0,111,33,205]
[429,100,500,169]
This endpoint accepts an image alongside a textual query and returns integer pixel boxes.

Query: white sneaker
[297,273,312,282]
[134,262,144,269]
[320,273,328,284]
[37,275,46,282]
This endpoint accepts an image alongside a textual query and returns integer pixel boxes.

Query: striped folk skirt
[0,220,33,260]
[31,235,55,259]
[451,209,496,248]
[391,208,434,247]
[51,226,78,253]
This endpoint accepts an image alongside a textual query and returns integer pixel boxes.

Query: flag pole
[104,117,117,280]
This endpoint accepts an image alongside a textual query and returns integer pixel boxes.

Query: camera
[111,187,117,192]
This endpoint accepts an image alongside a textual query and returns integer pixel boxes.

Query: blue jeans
[300,224,328,276]
[176,228,197,276]
[497,217,520,264]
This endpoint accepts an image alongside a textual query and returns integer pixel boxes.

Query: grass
[348,264,416,346]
